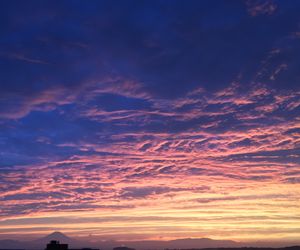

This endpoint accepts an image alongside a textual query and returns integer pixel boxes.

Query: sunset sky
[0,0,300,243]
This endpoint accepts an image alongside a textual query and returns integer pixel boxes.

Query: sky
[0,0,300,243]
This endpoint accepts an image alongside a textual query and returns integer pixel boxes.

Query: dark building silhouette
[113,247,135,250]
[45,241,99,250]
[46,241,68,250]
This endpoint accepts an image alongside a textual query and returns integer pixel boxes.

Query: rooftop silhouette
[46,241,68,250]
[113,247,136,250]
[45,240,99,250]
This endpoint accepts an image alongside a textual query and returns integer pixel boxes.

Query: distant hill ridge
[0,232,299,250]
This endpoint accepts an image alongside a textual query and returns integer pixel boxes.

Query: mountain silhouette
[0,239,23,249]
[167,238,240,248]
[0,232,299,250]
[32,232,83,248]
[38,232,72,243]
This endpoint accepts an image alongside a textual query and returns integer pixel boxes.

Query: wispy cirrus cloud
[245,0,277,17]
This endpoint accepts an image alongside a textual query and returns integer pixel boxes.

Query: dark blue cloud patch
[88,93,152,112]
[1,0,300,104]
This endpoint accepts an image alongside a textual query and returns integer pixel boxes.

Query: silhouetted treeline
[164,246,300,250]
